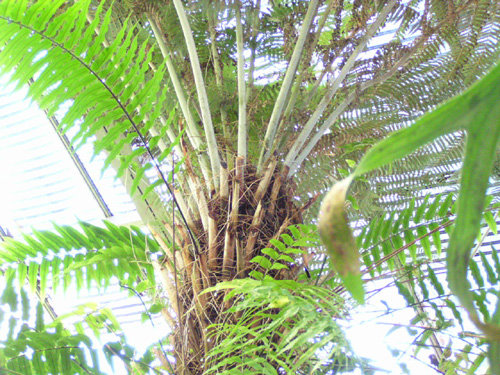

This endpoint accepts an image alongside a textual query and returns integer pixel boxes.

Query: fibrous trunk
[158,161,303,374]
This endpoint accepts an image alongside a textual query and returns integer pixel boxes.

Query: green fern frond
[358,193,499,280]
[360,197,500,374]
[0,221,160,294]
[295,1,500,213]
[0,276,148,375]
[0,0,170,198]
[203,277,357,374]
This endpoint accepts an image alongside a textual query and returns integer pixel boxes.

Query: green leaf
[130,163,153,197]
[35,301,45,332]
[288,225,300,238]
[1,275,17,312]
[417,276,429,300]
[491,246,500,277]
[467,355,486,375]
[17,263,28,289]
[429,223,442,257]
[136,280,153,293]
[380,213,394,239]
[249,270,264,280]
[414,195,430,223]
[371,244,382,274]
[261,248,280,260]
[346,159,356,168]
[416,226,432,259]
[270,263,289,270]
[394,280,415,306]
[277,254,294,263]
[39,260,50,300]
[483,211,498,235]
[403,198,415,228]
[268,296,290,308]
[269,238,286,252]
[427,266,445,295]
[148,303,163,314]
[438,194,454,217]
[141,179,164,200]
[403,230,417,262]
[473,291,490,321]
[250,256,273,270]
[469,259,485,289]
[444,299,463,328]
[381,241,394,271]
[280,233,294,246]
[362,252,375,277]
[425,194,442,221]
[28,262,39,294]
[479,251,497,285]
[21,288,29,321]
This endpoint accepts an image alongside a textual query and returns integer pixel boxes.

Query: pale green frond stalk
[301,67,329,109]
[148,19,201,149]
[236,3,247,160]
[148,14,213,186]
[288,98,352,176]
[247,0,261,99]
[287,36,423,177]
[283,0,397,171]
[146,16,202,149]
[171,0,221,181]
[256,0,319,172]
[208,11,231,166]
[282,0,336,119]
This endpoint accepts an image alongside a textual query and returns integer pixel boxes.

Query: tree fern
[2,0,500,373]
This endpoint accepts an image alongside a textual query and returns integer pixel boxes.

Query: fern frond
[0,221,160,294]
[291,1,500,213]
[203,277,358,374]
[351,191,500,373]
[0,274,152,375]
[357,192,457,276]
[0,0,170,199]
